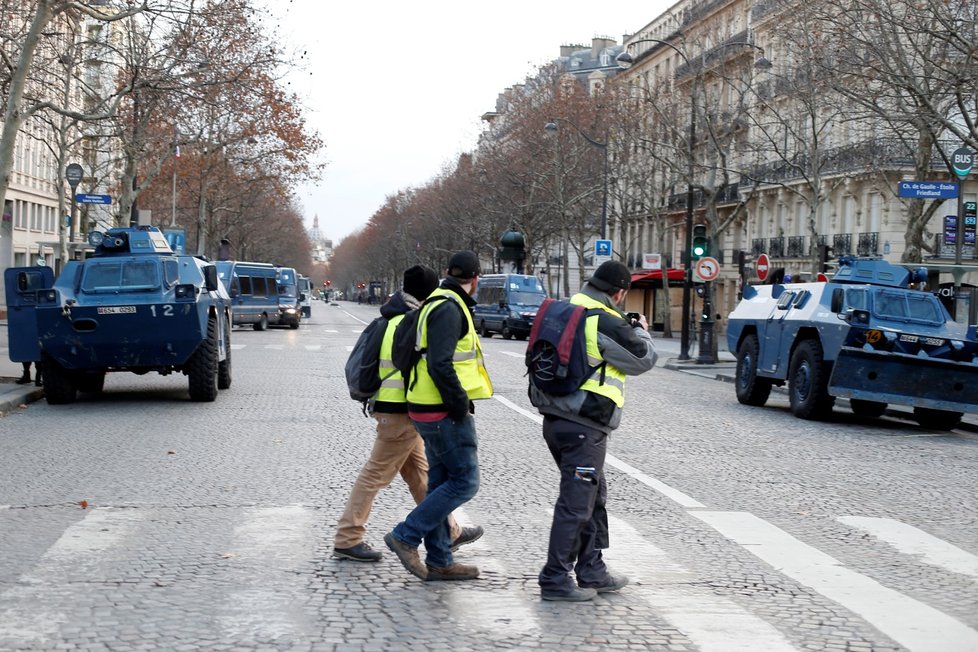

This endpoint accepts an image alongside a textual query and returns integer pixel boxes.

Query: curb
[0,384,44,416]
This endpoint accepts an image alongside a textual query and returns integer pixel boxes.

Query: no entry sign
[756,253,770,282]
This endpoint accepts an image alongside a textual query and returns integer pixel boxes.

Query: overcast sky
[264,1,670,243]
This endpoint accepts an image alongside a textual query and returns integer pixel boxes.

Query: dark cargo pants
[538,416,610,593]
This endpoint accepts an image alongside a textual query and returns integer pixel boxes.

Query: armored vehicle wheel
[480,322,492,338]
[41,356,77,405]
[289,318,300,329]
[188,317,219,402]
[254,314,268,331]
[735,334,772,406]
[76,371,106,394]
[913,407,962,431]
[218,316,232,390]
[788,339,834,419]
[850,399,886,418]
[502,323,513,340]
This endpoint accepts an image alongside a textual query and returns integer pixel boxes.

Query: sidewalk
[0,319,44,415]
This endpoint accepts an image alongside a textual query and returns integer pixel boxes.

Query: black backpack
[391,294,460,390]
[344,315,394,409]
[525,298,605,396]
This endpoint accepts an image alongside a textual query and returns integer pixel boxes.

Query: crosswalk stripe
[325,329,338,333]
[218,506,317,640]
[350,329,361,333]
[444,508,540,635]
[838,516,978,579]
[345,346,354,352]
[264,344,285,350]
[604,514,798,652]
[230,344,246,350]
[692,511,978,652]
[304,345,322,351]
[0,508,137,645]
[498,351,523,358]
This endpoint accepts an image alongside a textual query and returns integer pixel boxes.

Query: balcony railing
[665,182,741,211]
[787,235,805,257]
[740,138,963,187]
[768,236,785,257]
[833,233,852,255]
[856,232,879,256]
[751,238,765,256]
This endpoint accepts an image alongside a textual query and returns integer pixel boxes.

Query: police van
[472,274,547,339]
[274,266,303,329]
[215,261,281,330]
[298,275,312,318]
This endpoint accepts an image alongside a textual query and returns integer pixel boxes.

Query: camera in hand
[627,312,641,323]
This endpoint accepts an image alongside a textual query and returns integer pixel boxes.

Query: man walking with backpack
[528,260,657,601]
[385,251,493,581]
[334,265,484,562]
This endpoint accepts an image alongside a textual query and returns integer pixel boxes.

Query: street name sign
[75,193,112,204]
[897,181,958,199]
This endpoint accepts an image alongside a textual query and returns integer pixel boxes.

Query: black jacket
[371,290,417,414]
[406,279,474,421]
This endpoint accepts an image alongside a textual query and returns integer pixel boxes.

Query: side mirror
[203,266,219,292]
[831,288,844,313]
[498,299,506,309]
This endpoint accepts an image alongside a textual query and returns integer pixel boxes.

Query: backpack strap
[555,304,586,366]
[406,294,460,391]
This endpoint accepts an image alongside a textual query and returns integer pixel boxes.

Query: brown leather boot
[425,562,480,581]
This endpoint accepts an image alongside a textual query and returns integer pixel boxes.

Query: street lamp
[544,119,610,240]
[617,38,771,362]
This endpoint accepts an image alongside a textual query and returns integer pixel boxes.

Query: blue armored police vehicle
[726,257,978,430]
[4,226,232,404]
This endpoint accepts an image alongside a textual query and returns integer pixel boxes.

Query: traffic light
[818,244,833,273]
[691,224,709,259]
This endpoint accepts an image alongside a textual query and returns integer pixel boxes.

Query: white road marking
[493,395,704,508]
[692,511,978,652]
[604,514,798,652]
[345,345,354,352]
[838,516,978,579]
[219,506,317,640]
[265,344,284,350]
[606,455,706,509]
[325,329,338,333]
[444,507,539,636]
[498,351,523,358]
[350,329,362,333]
[0,508,137,645]
[304,345,322,351]
[0,504,9,510]
[230,344,246,350]
[341,310,370,325]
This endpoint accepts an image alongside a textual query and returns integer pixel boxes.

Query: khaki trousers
[335,412,460,549]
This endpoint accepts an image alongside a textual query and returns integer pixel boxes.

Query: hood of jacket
[379,290,421,319]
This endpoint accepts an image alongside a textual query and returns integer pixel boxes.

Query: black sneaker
[333,542,382,562]
[579,573,629,593]
[450,525,484,552]
[540,586,597,602]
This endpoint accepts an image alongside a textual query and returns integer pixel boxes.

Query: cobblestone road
[1,301,976,651]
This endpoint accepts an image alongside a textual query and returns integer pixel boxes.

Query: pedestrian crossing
[1,500,976,650]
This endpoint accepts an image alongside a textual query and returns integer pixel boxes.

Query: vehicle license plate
[97,306,137,314]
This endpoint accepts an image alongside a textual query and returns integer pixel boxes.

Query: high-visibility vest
[570,293,626,407]
[407,288,493,405]
[374,314,406,404]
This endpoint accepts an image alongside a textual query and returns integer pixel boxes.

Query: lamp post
[617,38,771,362]
[544,120,609,240]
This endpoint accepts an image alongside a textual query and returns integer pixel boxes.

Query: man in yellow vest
[334,265,484,562]
[530,260,657,601]
[385,251,493,581]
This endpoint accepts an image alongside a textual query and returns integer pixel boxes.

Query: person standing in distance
[333,265,484,562]
[385,251,493,582]
[530,260,657,601]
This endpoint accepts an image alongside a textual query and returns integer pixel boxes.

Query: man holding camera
[528,260,658,602]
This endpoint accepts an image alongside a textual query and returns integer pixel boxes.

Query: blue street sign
[595,239,612,257]
[75,193,112,204]
[897,181,958,199]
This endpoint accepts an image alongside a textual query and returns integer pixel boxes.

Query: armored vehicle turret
[4,226,232,404]
[726,257,978,430]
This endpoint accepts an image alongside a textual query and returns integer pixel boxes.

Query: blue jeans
[392,415,480,568]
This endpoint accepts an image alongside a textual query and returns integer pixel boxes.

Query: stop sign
[756,253,770,282]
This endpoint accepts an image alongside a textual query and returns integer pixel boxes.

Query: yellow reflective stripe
[602,375,624,391]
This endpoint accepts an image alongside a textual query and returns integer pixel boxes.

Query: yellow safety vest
[374,313,406,404]
[570,293,626,407]
[407,288,493,405]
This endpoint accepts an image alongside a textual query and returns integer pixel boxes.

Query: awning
[631,268,685,285]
